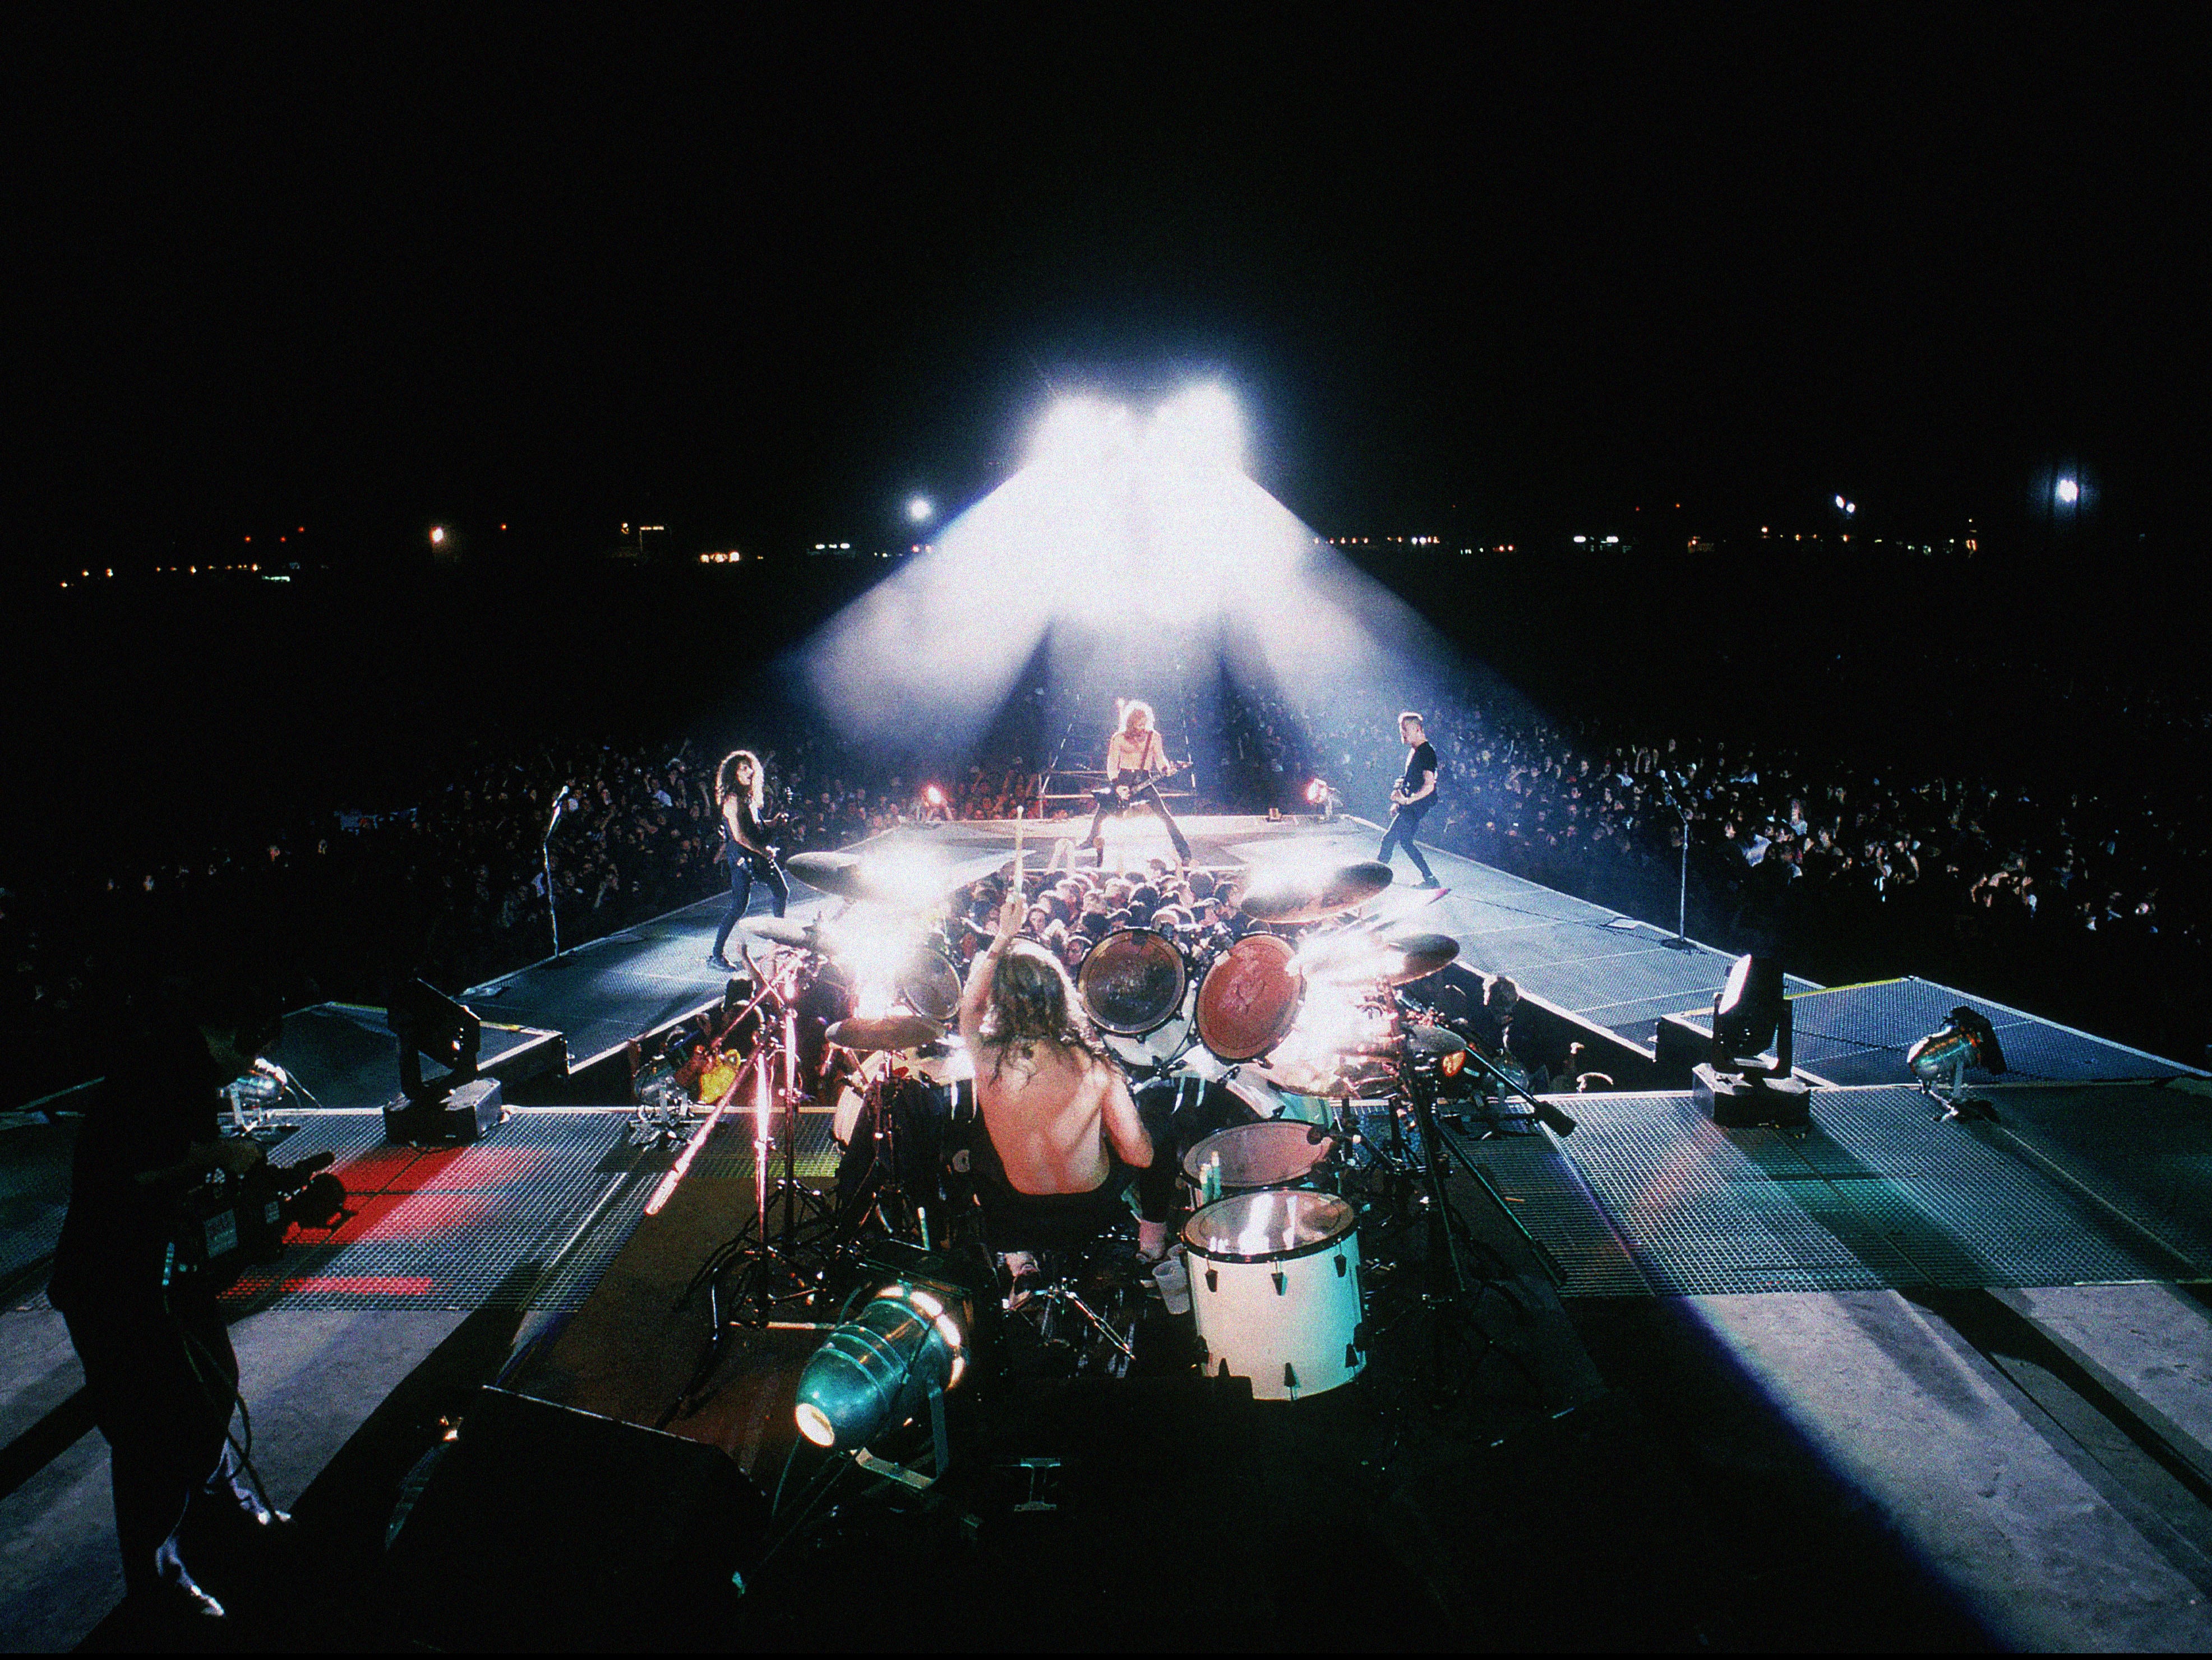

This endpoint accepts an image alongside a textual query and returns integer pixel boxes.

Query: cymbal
[1236,860,1394,924]
[786,851,872,901]
[826,1014,944,1054]
[1401,1023,1468,1057]
[740,916,835,950]
[1377,931,1459,984]
[788,850,941,910]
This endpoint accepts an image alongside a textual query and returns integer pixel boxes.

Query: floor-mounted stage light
[1909,1006,2008,1120]
[793,1278,973,1460]
[1694,954,1811,1126]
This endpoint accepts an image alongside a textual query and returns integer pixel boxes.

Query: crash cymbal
[826,1014,944,1054]
[1236,860,1394,924]
[1377,931,1459,984]
[740,916,835,950]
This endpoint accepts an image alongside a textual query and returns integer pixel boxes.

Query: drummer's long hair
[983,940,1114,1078]
[715,750,764,815]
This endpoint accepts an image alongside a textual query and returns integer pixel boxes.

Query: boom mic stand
[542,793,569,959]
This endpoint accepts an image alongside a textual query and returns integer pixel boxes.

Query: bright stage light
[794,1279,975,1450]
[1028,396,1134,470]
[1147,382,1244,473]
[907,496,934,523]
[430,526,446,546]
[800,377,1462,764]
[2056,477,2079,505]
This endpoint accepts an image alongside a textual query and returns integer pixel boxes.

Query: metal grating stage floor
[219,1107,848,1314]
[226,1109,657,1314]
[1782,975,2203,1086]
[1460,1084,2211,1298]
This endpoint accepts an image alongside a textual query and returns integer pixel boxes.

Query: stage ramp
[1462,1081,2212,1300]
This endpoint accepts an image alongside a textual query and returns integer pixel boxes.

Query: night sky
[19,10,2209,572]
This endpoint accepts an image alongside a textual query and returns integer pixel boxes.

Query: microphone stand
[542,794,568,959]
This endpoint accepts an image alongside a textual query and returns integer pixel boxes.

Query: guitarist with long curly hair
[707,748,788,972]
[1083,699,1193,871]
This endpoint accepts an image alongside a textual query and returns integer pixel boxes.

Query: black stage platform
[7,816,2212,1649]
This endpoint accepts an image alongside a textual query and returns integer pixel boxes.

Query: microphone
[547,785,574,836]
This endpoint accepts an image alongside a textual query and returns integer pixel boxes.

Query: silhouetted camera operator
[47,973,292,1623]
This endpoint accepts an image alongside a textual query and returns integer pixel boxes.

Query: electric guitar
[715,789,792,864]
[1092,759,1194,809]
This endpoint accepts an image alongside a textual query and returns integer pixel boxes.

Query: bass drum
[895,951,962,1024]
[1102,1008,1195,1077]
[1079,928,1189,1035]
[1194,932,1303,1063]
[1182,1189,1365,1402]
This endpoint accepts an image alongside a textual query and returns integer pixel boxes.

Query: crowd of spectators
[1253,678,2210,1058]
[7,655,2209,1106]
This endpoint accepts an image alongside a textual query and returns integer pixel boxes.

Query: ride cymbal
[1377,931,1459,984]
[785,851,872,901]
[741,916,835,950]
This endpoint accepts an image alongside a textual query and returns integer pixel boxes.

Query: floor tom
[1181,1189,1365,1400]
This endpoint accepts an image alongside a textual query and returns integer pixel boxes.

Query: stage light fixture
[793,1280,972,1451]
[1908,1005,2008,1112]
[2056,477,2080,505]
[907,496,933,523]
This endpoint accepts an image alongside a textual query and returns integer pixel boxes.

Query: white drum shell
[1184,1213,1364,1402]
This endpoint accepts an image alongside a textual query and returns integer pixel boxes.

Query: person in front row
[959,881,1181,1266]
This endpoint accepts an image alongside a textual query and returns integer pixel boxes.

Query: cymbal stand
[671,974,839,1415]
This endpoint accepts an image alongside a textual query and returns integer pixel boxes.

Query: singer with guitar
[708,749,789,972]
[1085,700,1194,871]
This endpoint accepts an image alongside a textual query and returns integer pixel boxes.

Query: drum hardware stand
[1452,1047,1580,1141]
[672,983,842,1416]
[1379,1043,1537,1403]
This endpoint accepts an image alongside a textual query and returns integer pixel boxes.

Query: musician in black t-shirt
[48,980,289,1622]
[1378,711,1442,887]
[709,748,789,971]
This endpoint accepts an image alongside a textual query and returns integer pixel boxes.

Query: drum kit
[657,842,1539,1407]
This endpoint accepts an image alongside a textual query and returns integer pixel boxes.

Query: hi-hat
[826,1015,944,1054]
[1236,861,1394,923]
